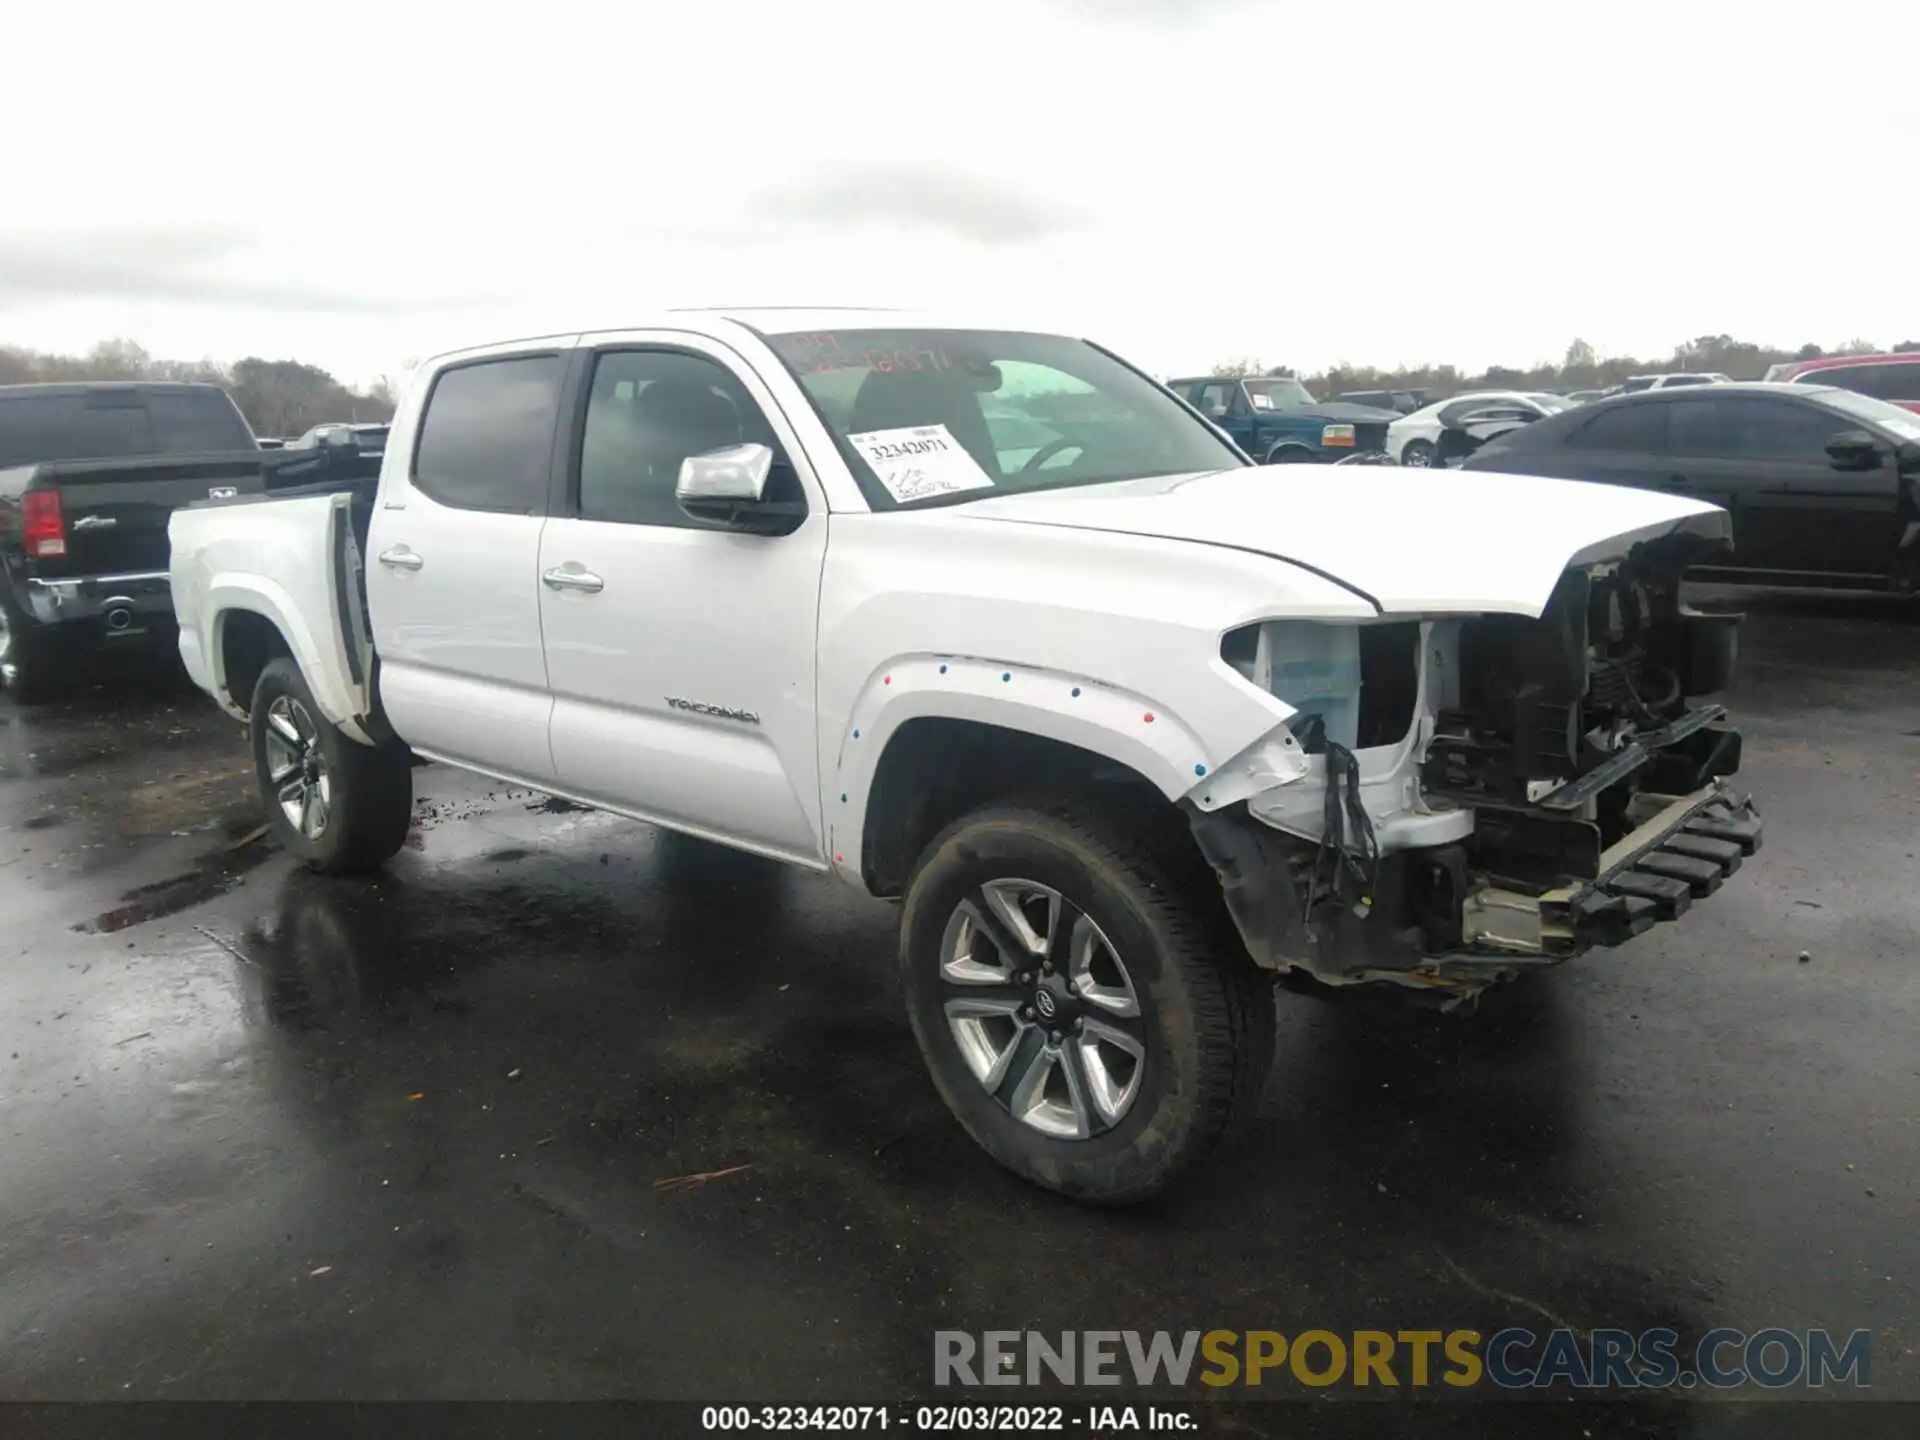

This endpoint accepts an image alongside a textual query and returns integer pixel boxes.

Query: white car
[167,309,1760,1204]
[1618,373,1732,392]
[1385,391,1573,467]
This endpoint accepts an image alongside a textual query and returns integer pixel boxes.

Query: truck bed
[2,452,275,580]
[169,478,379,739]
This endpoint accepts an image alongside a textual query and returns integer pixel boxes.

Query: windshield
[1819,388,1920,438]
[765,329,1246,507]
[1241,379,1317,412]
[1526,393,1574,411]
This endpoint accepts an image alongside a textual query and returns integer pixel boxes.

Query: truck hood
[957,468,1731,617]
[1287,401,1404,424]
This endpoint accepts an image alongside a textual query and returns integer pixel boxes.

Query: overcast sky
[6,0,1916,387]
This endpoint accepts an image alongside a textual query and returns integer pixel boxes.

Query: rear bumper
[21,570,175,642]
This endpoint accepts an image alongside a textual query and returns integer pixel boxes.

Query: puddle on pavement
[72,833,279,934]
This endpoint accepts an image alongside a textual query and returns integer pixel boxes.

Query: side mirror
[1825,429,1882,471]
[675,443,805,535]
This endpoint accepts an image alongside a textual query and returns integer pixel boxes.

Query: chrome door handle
[378,547,423,571]
[543,566,605,593]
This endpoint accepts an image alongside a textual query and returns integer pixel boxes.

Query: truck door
[364,350,567,781]
[536,336,830,865]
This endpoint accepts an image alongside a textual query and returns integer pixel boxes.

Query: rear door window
[1567,402,1671,452]
[412,355,565,513]
[1668,398,1745,456]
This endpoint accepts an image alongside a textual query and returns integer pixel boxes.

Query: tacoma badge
[665,696,761,724]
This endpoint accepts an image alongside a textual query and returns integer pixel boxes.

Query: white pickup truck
[169,310,1761,1203]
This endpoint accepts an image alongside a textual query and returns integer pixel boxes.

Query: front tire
[249,657,412,874]
[900,797,1276,1204]
[1264,443,1315,465]
[1399,438,1435,468]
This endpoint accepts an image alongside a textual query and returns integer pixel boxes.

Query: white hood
[958,468,1730,617]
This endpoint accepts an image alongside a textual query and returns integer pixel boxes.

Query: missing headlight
[1222,620,1422,753]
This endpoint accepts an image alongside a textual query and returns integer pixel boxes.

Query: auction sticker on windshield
[848,424,996,503]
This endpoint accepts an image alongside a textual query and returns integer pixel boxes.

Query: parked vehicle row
[1384,390,1574,468]
[1331,388,1432,414]
[1165,375,1402,462]
[167,308,1760,1204]
[1608,373,1731,394]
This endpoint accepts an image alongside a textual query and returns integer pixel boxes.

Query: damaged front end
[1192,533,1761,1006]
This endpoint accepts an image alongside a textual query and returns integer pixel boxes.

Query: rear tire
[900,796,1276,1204]
[0,595,60,704]
[249,657,412,874]
[1399,438,1435,468]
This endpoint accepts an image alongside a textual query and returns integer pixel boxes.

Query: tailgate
[33,456,267,578]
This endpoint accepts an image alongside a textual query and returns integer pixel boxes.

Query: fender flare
[824,653,1305,880]
[206,575,373,745]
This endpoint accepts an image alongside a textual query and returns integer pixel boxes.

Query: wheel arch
[836,657,1218,895]
[206,580,371,743]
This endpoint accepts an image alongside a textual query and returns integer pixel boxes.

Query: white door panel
[366,493,554,778]
[540,514,827,862]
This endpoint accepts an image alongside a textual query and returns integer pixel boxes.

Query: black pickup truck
[0,382,286,700]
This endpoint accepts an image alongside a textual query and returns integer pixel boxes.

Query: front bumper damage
[1191,549,1762,1007]
[1461,782,1760,955]
[1192,777,1760,1007]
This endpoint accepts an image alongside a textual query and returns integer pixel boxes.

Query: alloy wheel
[937,878,1146,1140]
[264,695,332,840]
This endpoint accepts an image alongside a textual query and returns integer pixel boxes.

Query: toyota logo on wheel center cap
[1034,988,1059,1020]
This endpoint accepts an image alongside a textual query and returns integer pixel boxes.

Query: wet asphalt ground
[0,592,1915,1437]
